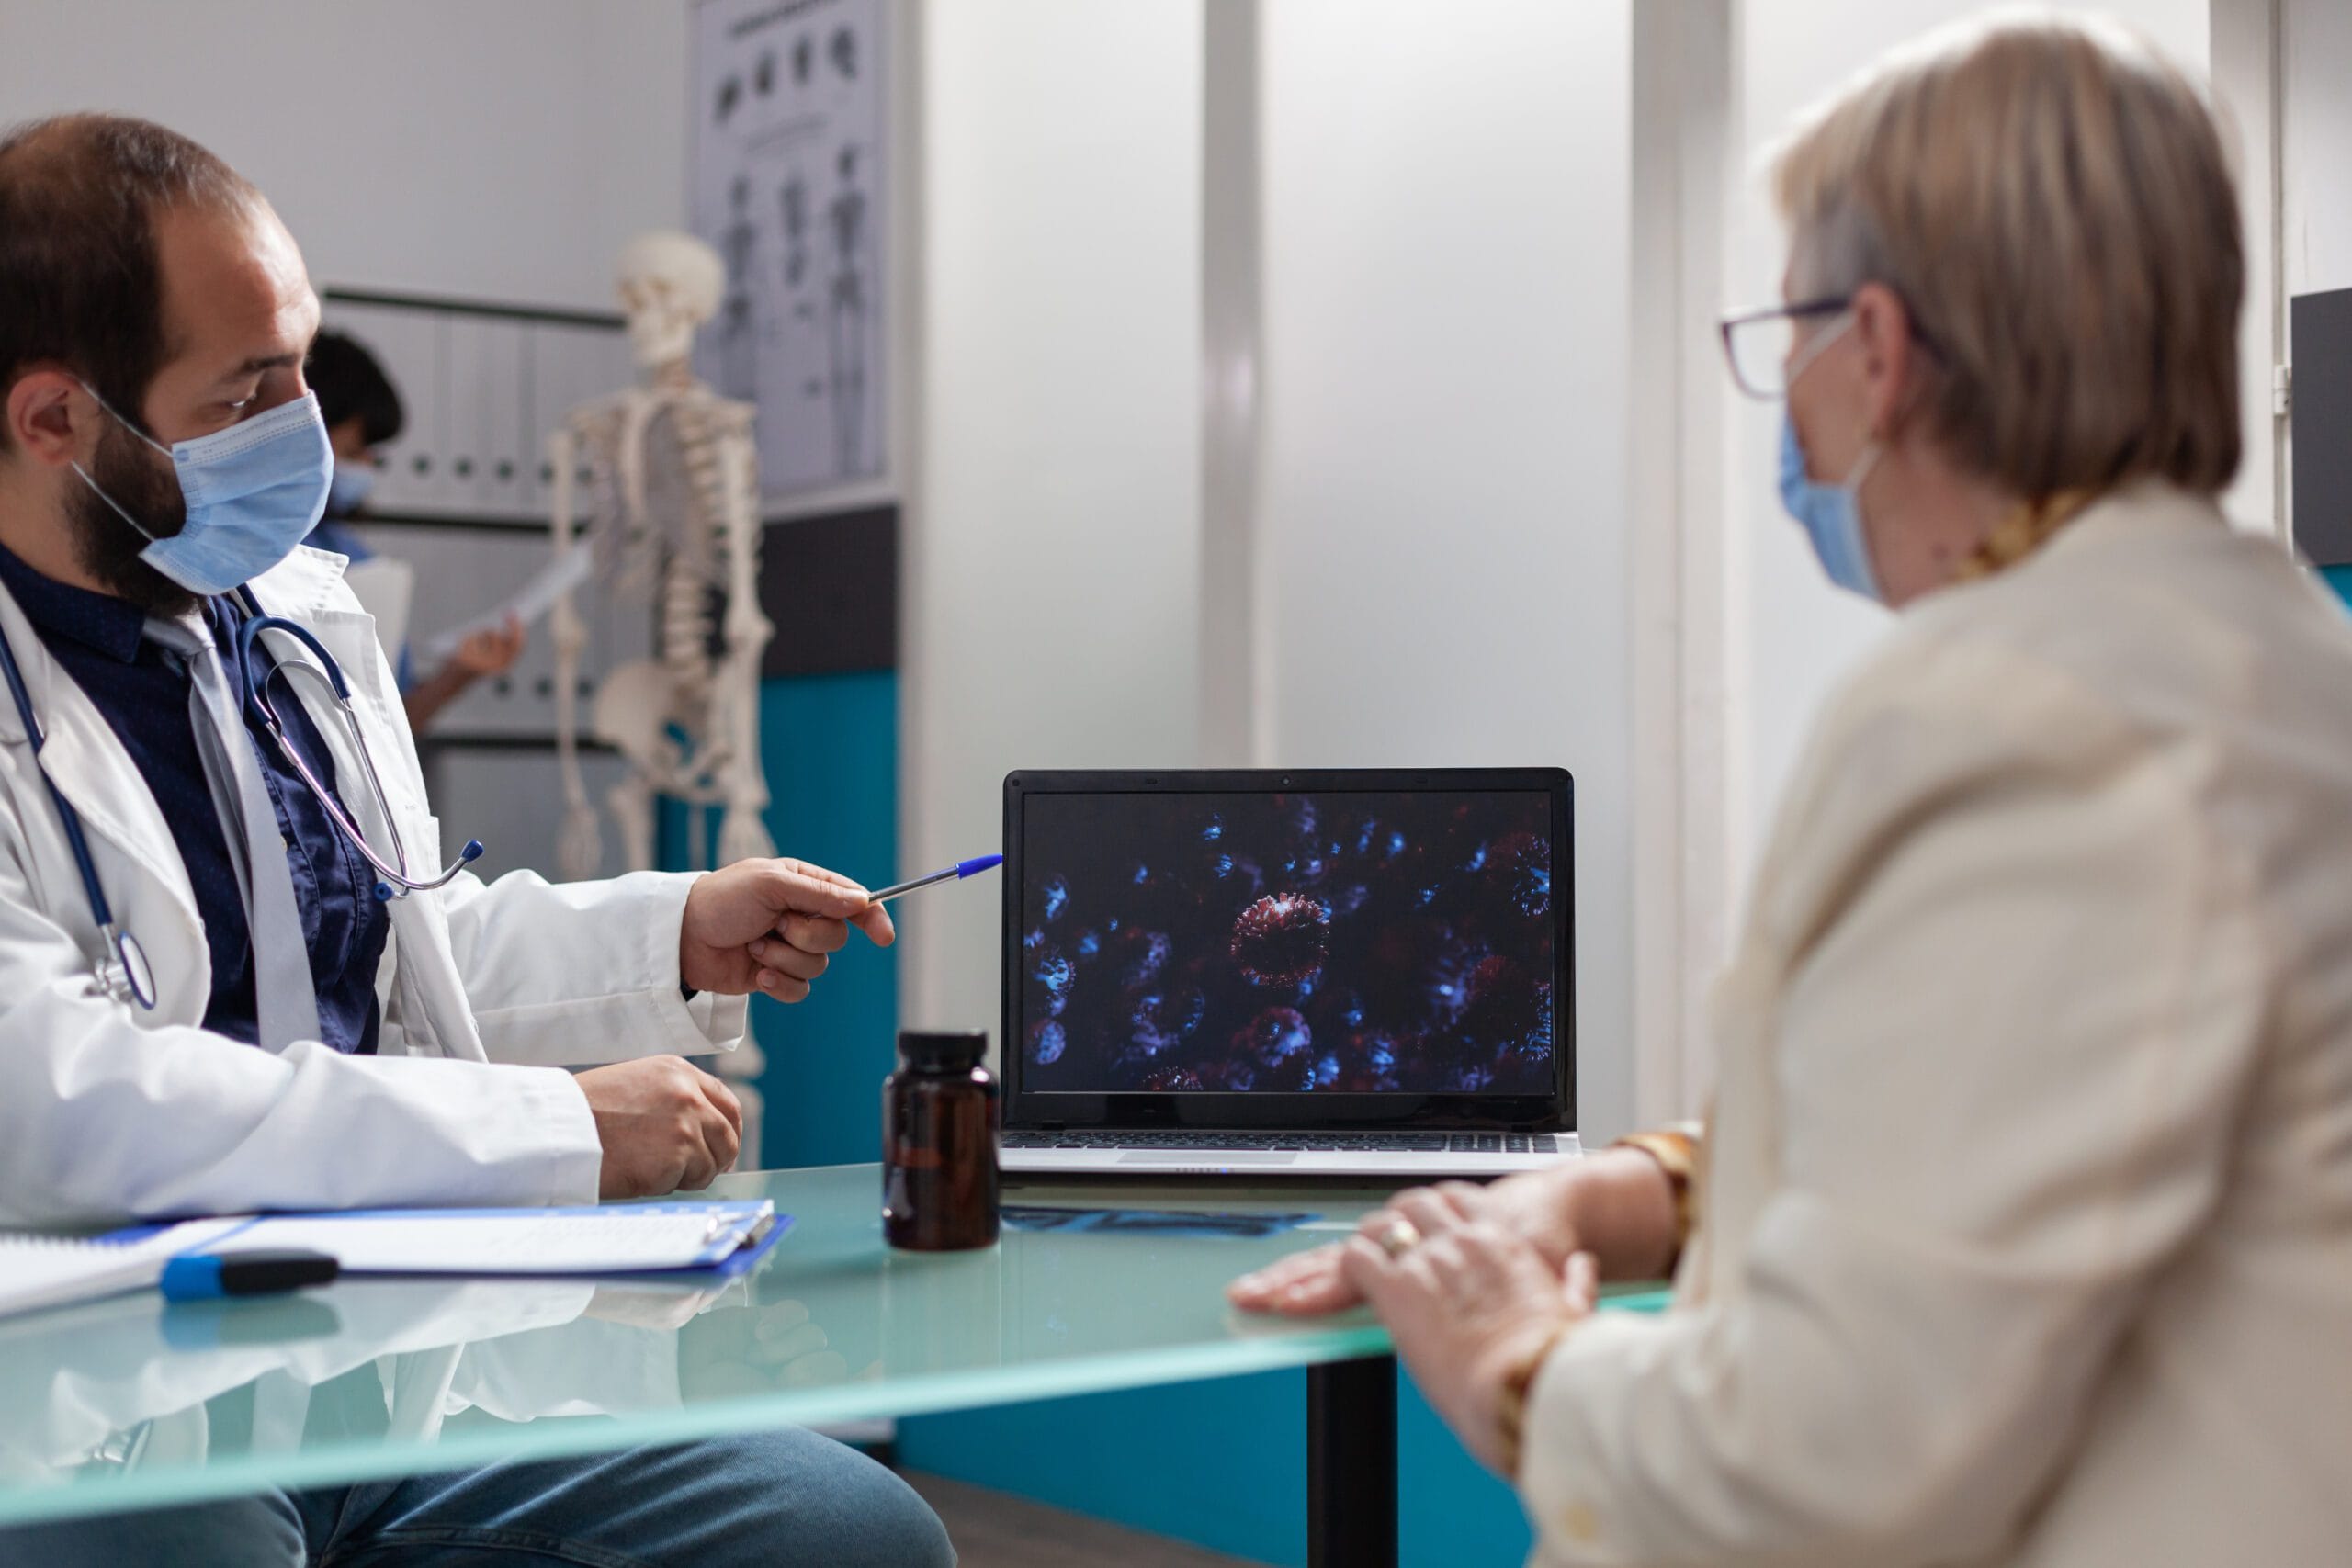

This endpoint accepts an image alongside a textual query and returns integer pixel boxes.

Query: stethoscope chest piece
[108,927,157,1010]
[0,583,486,1016]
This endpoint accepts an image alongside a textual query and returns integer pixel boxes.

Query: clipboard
[150,1201,795,1283]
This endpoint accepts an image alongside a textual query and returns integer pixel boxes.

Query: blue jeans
[0,1428,956,1567]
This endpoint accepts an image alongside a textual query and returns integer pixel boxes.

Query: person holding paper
[0,115,950,1565]
[302,328,528,731]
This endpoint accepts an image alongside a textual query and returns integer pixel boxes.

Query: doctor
[0,112,950,1568]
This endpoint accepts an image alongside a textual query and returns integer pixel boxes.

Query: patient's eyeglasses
[1718,296,1852,400]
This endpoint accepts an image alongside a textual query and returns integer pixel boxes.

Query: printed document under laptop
[997,770,1582,1179]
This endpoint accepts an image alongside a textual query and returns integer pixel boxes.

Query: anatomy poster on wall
[691,0,887,502]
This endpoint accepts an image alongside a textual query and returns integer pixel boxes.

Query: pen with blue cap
[161,1249,340,1303]
[866,853,1001,906]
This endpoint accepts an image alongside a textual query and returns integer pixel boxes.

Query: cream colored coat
[1522,484,2352,1566]
[0,546,748,1226]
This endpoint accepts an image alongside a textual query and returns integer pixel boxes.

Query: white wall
[900,0,1205,1034]
[2283,0,2352,296]
[1726,0,2214,869]
[0,0,686,310]
[1255,0,1637,1139]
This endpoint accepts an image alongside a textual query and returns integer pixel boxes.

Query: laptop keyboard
[1001,1131,1559,1156]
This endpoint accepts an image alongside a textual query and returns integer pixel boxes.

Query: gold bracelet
[1496,1320,1575,1481]
[1611,1126,1699,1275]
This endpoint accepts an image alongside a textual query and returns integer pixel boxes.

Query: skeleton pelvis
[591,659,732,785]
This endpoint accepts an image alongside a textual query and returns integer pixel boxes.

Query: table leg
[1307,1355,1397,1568]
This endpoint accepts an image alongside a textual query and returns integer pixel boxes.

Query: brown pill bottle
[882,1030,1000,1251]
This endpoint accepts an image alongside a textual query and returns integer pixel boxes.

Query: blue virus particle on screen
[1207,1058,1258,1091]
[1128,987,1204,1058]
[1040,875,1069,921]
[1023,927,1044,952]
[1240,1006,1312,1067]
[1202,813,1225,842]
[1496,832,1552,918]
[1031,947,1075,1017]
[1422,942,1484,1026]
[1026,1019,1068,1066]
[1118,929,1174,986]
[1132,862,1151,886]
[1386,829,1408,860]
[1462,841,1489,873]
[1075,929,1102,959]
[1211,852,1236,880]
[1134,985,1206,1041]
[1230,891,1330,987]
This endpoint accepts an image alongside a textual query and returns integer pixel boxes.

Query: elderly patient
[1233,17,2352,1567]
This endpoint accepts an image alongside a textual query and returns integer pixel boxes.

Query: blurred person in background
[305,328,525,730]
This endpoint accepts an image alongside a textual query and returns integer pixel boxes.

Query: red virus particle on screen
[1230,892,1331,987]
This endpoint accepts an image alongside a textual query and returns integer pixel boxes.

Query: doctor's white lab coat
[1521,484,2352,1565]
[0,546,748,1225]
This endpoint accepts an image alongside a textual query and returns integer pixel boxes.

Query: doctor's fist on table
[578,858,897,1199]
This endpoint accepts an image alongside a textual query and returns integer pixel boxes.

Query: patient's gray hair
[1770,11,2244,498]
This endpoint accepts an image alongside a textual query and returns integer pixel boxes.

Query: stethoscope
[0,584,483,1011]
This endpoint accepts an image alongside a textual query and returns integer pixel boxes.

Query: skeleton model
[548,231,775,1157]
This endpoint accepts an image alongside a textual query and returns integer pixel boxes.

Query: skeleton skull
[616,231,725,370]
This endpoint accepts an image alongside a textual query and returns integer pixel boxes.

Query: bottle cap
[898,1030,989,1070]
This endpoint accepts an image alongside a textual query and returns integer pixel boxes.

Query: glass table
[0,1164,1668,1566]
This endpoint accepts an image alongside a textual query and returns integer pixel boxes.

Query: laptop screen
[1013,785,1559,1098]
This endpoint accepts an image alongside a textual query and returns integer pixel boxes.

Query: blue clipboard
[623,1204,793,1280]
[124,1201,795,1283]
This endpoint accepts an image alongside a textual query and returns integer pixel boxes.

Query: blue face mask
[326,458,376,518]
[1777,416,1883,604]
[1776,309,1885,603]
[72,387,334,596]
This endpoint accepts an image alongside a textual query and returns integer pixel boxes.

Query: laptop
[996,769,1582,1178]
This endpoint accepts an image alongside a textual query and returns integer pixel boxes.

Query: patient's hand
[1228,1168,1585,1315]
[1339,1190,1597,1475]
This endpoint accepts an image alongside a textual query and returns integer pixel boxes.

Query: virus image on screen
[1018,791,1556,1094]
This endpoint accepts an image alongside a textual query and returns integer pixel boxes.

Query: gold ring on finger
[1377,1218,1423,1259]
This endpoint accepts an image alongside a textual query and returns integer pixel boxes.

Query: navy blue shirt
[0,544,390,1053]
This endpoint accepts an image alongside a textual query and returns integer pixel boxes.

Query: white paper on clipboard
[419,548,594,665]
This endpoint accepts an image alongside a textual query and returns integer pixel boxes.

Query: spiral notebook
[0,1220,243,1321]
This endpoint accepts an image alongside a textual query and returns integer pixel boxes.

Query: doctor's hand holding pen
[577,856,897,1200]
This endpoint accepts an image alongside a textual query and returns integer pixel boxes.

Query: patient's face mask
[1776,315,1884,603]
[326,458,376,517]
[72,384,334,597]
